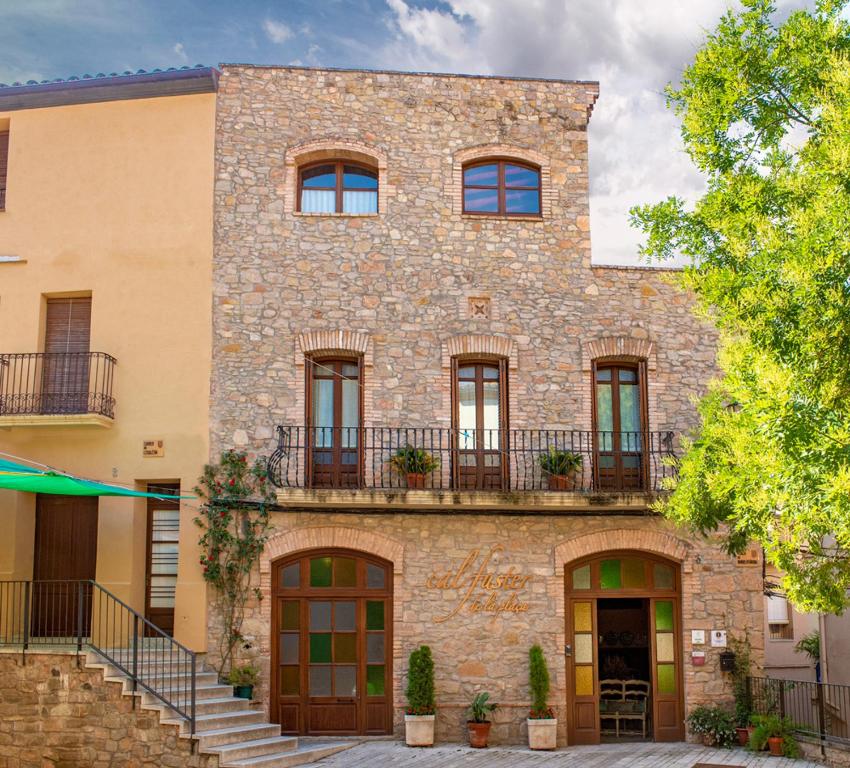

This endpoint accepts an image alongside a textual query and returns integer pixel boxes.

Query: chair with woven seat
[599,679,651,738]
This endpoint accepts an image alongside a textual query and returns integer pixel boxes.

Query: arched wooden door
[271,549,392,736]
[565,551,684,744]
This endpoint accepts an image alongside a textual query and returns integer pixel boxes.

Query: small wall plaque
[691,651,706,666]
[737,547,760,565]
[711,630,727,648]
[691,629,706,645]
[143,440,165,458]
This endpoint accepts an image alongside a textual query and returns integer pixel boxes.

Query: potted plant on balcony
[538,448,582,491]
[404,645,436,746]
[467,692,498,748]
[228,664,259,700]
[390,445,440,489]
[527,644,556,749]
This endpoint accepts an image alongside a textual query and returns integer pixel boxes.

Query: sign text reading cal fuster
[425,545,532,623]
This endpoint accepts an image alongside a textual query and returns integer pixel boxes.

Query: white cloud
[173,42,188,63]
[263,18,294,45]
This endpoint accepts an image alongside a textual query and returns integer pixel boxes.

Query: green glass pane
[366,601,384,631]
[334,633,357,663]
[572,564,591,590]
[657,663,676,694]
[309,633,332,663]
[653,563,674,590]
[366,665,385,696]
[281,601,299,630]
[600,559,621,590]
[334,557,357,587]
[623,558,646,589]
[655,601,674,631]
[310,557,332,587]
[280,665,299,695]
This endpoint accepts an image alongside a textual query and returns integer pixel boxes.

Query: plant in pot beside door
[228,664,259,700]
[686,704,736,747]
[467,692,498,748]
[538,448,582,491]
[390,446,440,490]
[527,644,556,750]
[404,645,436,747]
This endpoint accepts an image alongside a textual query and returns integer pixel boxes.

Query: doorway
[565,552,684,744]
[144,483,180,635]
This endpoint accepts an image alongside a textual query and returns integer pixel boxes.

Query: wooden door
[306,359,361,488]
[32,494,98,637]
[567,597,600,744]
[273,552,392,736]
[145,485,180,635]
[650,596,685,741]
[42,297,92,414]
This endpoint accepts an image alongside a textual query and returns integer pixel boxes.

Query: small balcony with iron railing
[0,352,117,427]
[268,426,678,512]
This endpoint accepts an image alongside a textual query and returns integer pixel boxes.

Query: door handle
[565,644,572,657]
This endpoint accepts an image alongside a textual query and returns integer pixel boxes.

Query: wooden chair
[599,679,651,737]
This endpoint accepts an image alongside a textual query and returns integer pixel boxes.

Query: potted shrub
[466,692,498,748]
[749,714,800,757]
[527,644,556,750]
[390,445,440,489]
[538,448,582,490]
[686,704,736,747]
[228,664,259,700]
[404,645,436,747]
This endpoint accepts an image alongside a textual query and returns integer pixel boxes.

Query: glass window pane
[309,633,332,663]
[280,632,299,664]
[655,600,674,631]
[335,665,357,696]
[575,665,593,696]
[312,382,334,448]
[366,600,384,631]
[309,665,332,696]
[596,368,612,382]
[281,562,300,589]
[482,366,500,379]
[572,564,591,590]
[334,559,357,588]
[623,558,646,589]
[573,602,592,632]
[366,563,386,589]
[483,382,500,449]
[463,164,498,186]
[341,380,359,449]
[334,601,356,631]
[302,165,336,187]
[342,166,378,189]
[309,601,331,630]
[505,189,540,214]
[457,366,476,378]
[575,633,593,664]
[600,559,622,590]
[458,380,476,449]
[281,601,300,630]
[342,190,377,213]
[367,633,385,664]
[301,189,336,213]
[310,558,332,588]
[619,383,640,434]
[596,384,613,450]
[504,164,539,187]
[619,368,637,383]
[366,665,385,696]
[464,187,499,212]
[281,665,299,695]
[333,633,357,663]
[657,663,676,694]
[654,563,674,590]
[656,633,675,663]
[341,363,359,378]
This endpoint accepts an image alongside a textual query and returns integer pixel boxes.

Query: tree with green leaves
[631,0,850,613]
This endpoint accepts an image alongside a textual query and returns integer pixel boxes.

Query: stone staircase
[84,649,356,767]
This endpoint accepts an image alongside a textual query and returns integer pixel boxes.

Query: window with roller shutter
[42,297,92,413]
[0,131,8,210]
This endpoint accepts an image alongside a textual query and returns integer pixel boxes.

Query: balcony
[0,352,116,427]
[268,426,678,513]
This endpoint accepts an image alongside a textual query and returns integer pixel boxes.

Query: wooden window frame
[0,130,8,211]
[297,160,378,214]
[462,158,541,217]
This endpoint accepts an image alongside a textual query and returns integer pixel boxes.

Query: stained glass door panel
[568,599,600,744]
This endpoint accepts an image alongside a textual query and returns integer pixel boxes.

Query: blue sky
[0,0,821,263]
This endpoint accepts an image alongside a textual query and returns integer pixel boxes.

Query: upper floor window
[0,130,9,210]
[462,160,540,216]
[299,161,378,214]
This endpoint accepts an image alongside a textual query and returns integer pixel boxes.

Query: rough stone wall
[0,652,215,768]
[211,65,719,457]
[221,511,764,746]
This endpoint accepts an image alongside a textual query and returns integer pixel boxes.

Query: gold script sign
[426,545,532,623]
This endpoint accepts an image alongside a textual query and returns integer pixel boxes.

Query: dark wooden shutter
[0,131,8,209]
[449,356,459,489]
[42,297,92,413]
[498,357,509,489]
[45,298,92,354]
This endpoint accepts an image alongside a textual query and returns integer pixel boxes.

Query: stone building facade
[211,64,763,746]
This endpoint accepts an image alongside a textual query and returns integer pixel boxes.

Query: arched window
[299,161,378,214]
[462,160,541,216]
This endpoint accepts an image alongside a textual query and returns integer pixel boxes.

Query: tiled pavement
[315,740,823,767]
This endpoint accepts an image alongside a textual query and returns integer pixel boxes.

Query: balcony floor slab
[0,413,113,428]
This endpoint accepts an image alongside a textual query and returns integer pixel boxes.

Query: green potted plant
[405,646,436,747]
[527,645,556,749]
[795,630,821,681]
[686,704,736,747]
[538,448,582,490]
[749,714,800,757]
[390,445,440,489]
[228,664,259,700]
[729,634,753,745]
[466,692,498,748]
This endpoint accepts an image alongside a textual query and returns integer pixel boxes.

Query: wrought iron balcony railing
[268,426,677,493]
[0,352,116,418]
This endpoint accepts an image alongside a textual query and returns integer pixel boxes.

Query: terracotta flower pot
[467,721,491,748]
[768,736,784,756]
[547,473,576,491]
[527,718,557,750]
[736,727,750,746]
[404,714,435,747]
[702,733,715,746]
[406,472,427,489]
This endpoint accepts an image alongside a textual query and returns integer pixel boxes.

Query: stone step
[144,683,233,702]
[192,697,251,716]
[173,709,267,733]
[196,723,283,749]
[227,742,354,768]
[207,736,299,765]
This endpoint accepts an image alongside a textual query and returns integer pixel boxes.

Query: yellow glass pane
[575,633,593,664]
[575,665,594,696]
[656,632,674,662]
[573,602,592,632]
[623,558,646,589]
